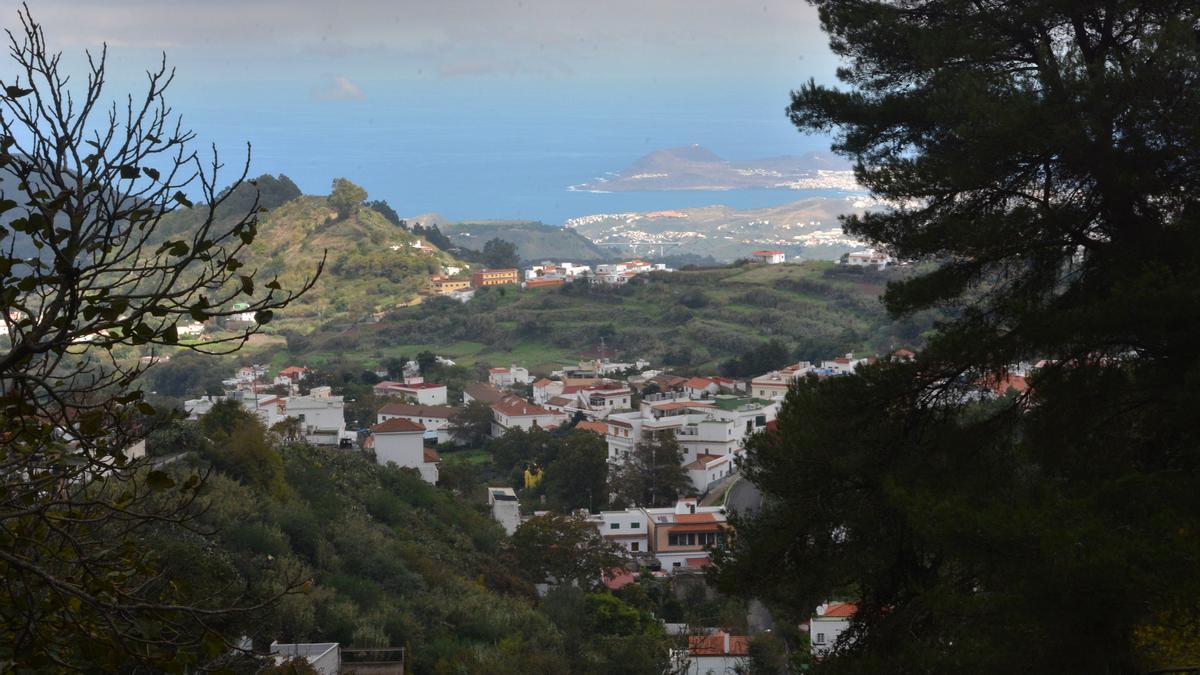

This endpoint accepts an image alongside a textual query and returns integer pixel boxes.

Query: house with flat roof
[373,380,448,405]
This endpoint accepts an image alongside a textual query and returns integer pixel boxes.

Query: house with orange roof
[750,250,785,264]
[489,395,568,438]
[488,364,531,388]
[377,401,461,444]
[810,602,857,658]
[368,417,439,483]
[676,631,751,674]
[644,498,729,571]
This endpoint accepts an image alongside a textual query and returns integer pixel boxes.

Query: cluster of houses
[426,259,675,302]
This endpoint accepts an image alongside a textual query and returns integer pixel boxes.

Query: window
[668,532,697,547]
[610,523,620,530]
[815,633,825,644]
[629,521,639,528]
[631,542,639,552]
[672,562,681,568]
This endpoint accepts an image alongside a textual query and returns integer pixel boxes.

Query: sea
[173,79,844,225]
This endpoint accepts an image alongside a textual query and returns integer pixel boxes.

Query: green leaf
[161,324,178,345]
[254,310,273,325]
[145,470,175,491]
[142,167,160,181]
[265,279,282,290]
[239,276,254,295]
[4,85,33,99]
[136,401,155,416]
[119,165,140,180]
[172,191,193,208]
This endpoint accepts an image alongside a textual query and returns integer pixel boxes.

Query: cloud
[312,75,365,101]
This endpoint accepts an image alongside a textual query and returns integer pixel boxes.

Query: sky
[7,1,845,222]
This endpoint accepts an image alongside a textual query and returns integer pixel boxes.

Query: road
[721,476,775,632]
[724,477,764,517]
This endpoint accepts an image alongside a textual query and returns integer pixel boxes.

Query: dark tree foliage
[714,1,1200,672]
[609,434,694,508]
[364,199,404,227]
[328,177,366,219]
[0,10,316,669]
[481,237,520,269]
[719,338,792,378]
[543,429,610,513]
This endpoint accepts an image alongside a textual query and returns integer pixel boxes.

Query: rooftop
[377,402,459,418]
[491,396,560,418]
[370,418,425,434]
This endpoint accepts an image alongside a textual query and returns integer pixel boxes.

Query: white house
[285,395,349,446]
[489,396,568,438]
[487,486,522,535]
[373,380,448,405]
[683,452,737,494]
[586,508,650,555]
[810,602,856,658]
[368,417,439,483]
[604,397,777,467]
[488,365,531,388]
[269,642,340,675]
[750,250,786,264]
[376,402,459,444]
[846,249,893,268]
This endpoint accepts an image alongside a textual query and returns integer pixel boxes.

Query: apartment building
[471,268,519,287]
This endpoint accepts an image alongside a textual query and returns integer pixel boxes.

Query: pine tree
[713,2,1200,671]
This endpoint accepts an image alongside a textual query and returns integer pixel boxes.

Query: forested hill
[156,176,468,331]
[291,261,939,376]
[443,221,611,262]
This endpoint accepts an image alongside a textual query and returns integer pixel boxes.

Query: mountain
[565,196,884,262]
[157,176,468,331]
[573,144,859,192]
[442,221,611,262]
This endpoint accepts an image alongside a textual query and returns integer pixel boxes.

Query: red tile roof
[820,602,857,618]
[423,447,441,463]
[533,378,554,387]
[674,513,717,524]
[370,418,425,434]
[491,396,561,418]
[688,632,750,657]
[751,250,784,255]
[575,420,609,434]
[464,383,505,404]
[686,377,715,389]
[389,382,445,390]
[683,453,725,470]
[603,568,637,590]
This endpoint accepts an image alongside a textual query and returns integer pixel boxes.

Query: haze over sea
[175,79,841,225]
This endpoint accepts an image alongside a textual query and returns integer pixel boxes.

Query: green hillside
[443,221,611,262]
[150,408,677,673]
[290,261,937,375]
[158,176,469,332]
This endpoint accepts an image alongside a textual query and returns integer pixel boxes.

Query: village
[182,321,1032,673]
